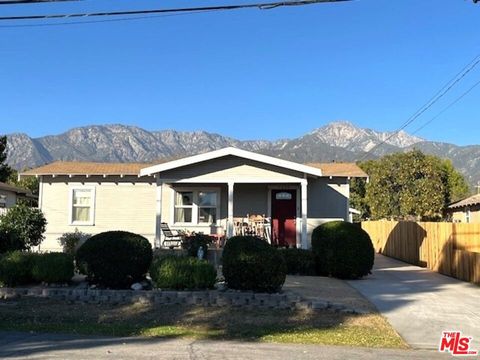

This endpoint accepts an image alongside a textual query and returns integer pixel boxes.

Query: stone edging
[0,287,369,314]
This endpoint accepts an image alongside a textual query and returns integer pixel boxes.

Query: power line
[411,78,480,135]
[0,10,214,28]
[359,53,480,160]
[0,0,352,22]
[0,0,80,4]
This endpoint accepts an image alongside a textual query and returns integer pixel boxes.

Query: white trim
[68,186,96,226]
[301,179,308,249]
[38,176,44,210]
[155,179,163,248]
[227,182,234,238]
[140,147,323,177]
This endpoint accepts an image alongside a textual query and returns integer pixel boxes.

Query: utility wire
[411,78,480,135]
[359,53,480,160]
[0,0,352,22]
[0,0,80,4]
[0,10,214,28]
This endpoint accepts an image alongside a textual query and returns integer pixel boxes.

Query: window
[174,191,193,223]
[70,187,95,225]
[173,189,219,225]
[0,195,6,208]
[466,207,471,223]
[198,191,217,224]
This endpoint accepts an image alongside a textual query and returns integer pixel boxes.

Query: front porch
[154,181,309,249]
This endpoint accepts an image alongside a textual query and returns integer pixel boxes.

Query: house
[447,194,480,223]
[0,182,35,215]
[20,147,367,251]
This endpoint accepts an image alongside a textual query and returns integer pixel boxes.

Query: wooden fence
[361,221,480,285]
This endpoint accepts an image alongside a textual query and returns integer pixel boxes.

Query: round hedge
[76,231,152,288]
[222,236,286,293]
[311,221,374,279]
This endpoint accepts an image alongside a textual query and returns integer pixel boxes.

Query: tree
[352,150,469,221]
[7,169,40,196]
[0,204,47,252]
[0,136,13,183]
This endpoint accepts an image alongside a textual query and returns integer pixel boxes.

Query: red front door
[271,189,297,247]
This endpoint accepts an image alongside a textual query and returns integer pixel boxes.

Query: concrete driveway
[348,255,480,350]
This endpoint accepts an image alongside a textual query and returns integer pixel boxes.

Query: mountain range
[5,121,480,186]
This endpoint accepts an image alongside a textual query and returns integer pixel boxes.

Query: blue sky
[1,0,479,145]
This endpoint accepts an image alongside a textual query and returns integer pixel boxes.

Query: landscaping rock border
[0,287,369,314]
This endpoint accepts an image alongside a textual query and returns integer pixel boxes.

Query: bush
[76,231,153,289]
[31,252,74,284]
[58,229,91,255]
[311,221,374,279]
[181,234,213,258]
[0,251,37,286]
[278,248,316,275]
[0,227,22,254]
[0,204,47,251]
[150,256,216,290]
[222,236,286,293]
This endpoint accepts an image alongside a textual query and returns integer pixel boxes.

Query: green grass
[0,298,407,348]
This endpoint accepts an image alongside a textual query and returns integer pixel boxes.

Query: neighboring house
[0,182,35,215]
[447,194,480,223]
[20,147,367,251]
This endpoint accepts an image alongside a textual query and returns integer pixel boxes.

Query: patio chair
[160,223,184,249]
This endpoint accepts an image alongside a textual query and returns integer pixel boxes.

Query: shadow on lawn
[0,298,354,358]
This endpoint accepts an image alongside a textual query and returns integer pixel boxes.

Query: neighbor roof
[448,194,480,209]
[0,182,30,195]
[306,163,368,178]
[20,161,150,177]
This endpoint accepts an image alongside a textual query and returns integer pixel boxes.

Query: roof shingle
[448,194,480,209]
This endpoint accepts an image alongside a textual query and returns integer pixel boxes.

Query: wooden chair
[160,223,184,249]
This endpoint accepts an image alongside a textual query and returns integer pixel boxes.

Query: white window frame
[172,187,220,226]
[69,186,96,226]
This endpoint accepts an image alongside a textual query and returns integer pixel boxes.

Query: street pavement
[0,331,449,359]
[348,254,480,350]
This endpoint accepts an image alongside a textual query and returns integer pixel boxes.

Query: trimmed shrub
[0,227,22,254]
[0,204,47,251]
[58,229,91,255]
[311,221,374,279]
[222,236,286,293]
[0,251,37,286]
[32,252,74,284]
[150,256,216,290]
[278,248,316,275]
[76,231,153,289]
[181,234,213,258]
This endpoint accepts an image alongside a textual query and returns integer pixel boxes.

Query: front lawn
[0,298,406,348]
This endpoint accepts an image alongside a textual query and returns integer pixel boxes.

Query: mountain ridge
[5,121,479,186]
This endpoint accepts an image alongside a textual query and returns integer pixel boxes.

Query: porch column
[301,179,308,249]
[227,181,235,238]
[155,177,163,248]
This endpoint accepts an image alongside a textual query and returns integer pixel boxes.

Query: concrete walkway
[0,331,448,359]
[348,254,480,350]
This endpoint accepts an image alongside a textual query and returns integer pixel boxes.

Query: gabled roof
[20,148,368,179]
[20,162,150,177]
[448,194,480,209]
[140,147,323,177]
[306,162,368,178]
[0,182,30,195]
